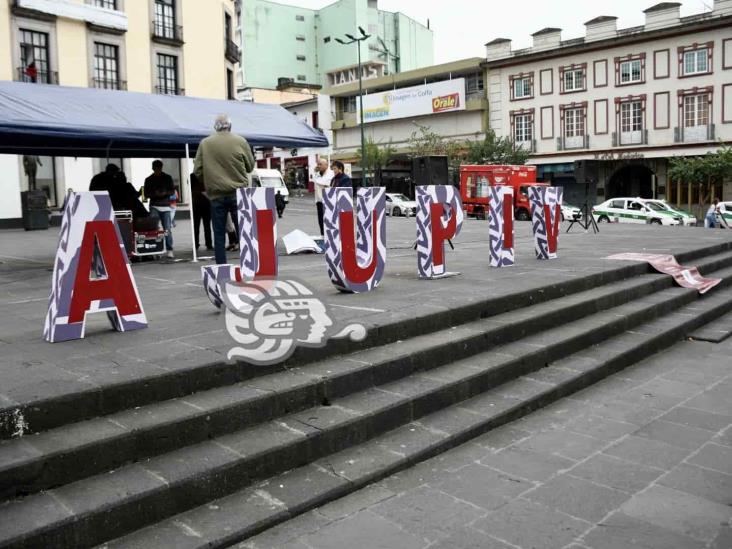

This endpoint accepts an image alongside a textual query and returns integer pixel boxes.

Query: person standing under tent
[190,172,213,251]
[193,114,255,265]
[312,158,333,235]
[144,159,176,258]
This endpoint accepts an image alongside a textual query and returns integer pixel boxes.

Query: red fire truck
[460,164,546,221]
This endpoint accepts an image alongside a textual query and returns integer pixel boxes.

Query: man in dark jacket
[144,160,176,258]
[90,163,119,193]
[331,161,356,191]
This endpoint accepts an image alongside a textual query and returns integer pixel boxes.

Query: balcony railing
[91,78,127,90]
[151,23,183,45]
[225,38,240,63]
[155,85,185,96]
[612,129,648,147]
[556,135,590,151]
[674,124,715,143]
[15,67,59,85]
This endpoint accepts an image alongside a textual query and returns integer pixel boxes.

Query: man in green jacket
[194,114,255,264]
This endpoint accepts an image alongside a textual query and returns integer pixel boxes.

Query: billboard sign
[358,78,466,124]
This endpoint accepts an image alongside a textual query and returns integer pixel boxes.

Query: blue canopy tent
[0,81,328,260]
[0,81,328,157]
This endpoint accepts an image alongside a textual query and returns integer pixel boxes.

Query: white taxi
[592,197,683,226]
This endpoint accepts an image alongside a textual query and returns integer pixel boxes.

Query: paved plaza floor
[0,196,730,414]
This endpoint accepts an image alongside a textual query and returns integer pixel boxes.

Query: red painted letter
[502,193,514,250]
[340,210,379,284]
[68,221,142,323]
[543,204,561,254]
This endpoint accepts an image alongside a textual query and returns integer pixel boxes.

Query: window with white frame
[514,114,532,143]
[620,101,643,133]
[619,59,642,84]
[564,108,584,137]
[683,49,708,75]
[563,68,584,92]
[684,94,709,128]
[513,77,532,99]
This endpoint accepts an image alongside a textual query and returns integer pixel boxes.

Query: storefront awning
[0,81,328,158]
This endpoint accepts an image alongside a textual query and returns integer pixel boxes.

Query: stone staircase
[2,243,732,549]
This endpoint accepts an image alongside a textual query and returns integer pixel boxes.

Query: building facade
[0,0,238,224]
[484,0,732,213]
[237,0,433,92]
[321,57,488,185]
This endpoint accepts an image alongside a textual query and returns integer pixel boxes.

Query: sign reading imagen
[358,78,466,124]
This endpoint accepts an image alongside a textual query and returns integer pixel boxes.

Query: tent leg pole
[185,143,198,263]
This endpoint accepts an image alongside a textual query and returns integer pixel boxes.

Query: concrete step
[6,254,727,499]
[4,241,731,440]
[99,285,732,549]
[4,262,732,549]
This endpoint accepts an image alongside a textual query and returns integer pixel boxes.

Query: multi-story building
[320,57,488,185]
[236,0,433,94]
[484,0,732,212]
[0,0,238,225]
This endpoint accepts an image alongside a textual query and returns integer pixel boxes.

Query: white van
[251,168,290,203]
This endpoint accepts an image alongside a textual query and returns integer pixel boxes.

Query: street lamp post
[336,26,370,186]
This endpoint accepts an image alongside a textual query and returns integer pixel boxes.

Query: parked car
[251,168,289,203]
[716,201,732,228]
[560,203,582,222]
[592,197,683,226]
[385,193,417,217]
[645,199,697,226]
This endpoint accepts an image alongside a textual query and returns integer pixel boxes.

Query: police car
[592,197,683,226]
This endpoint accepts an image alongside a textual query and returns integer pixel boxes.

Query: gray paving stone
[621,484,732,543]
[433,463,532,511]
[473,424,532,452]
[242,510,332,549]
[569,454,663,494]
[479,447,574,482]
[688,442,732,475]
[709,524,732,549]
[684,385,732,417]
[472,497,588,549]
[633,419,714,451]
[315,484,395,521]
[302,511,424,549]
[714,426,732,447]
[524,473,630,523]
[659,407,732,433]
[565,414,638,442]
[370,485,484,542]
[427,528,513,549]
[659,462,732,506]
[256,464,349,515]
[590,399,662,426]
[604,435,691,471]
[582,511,705,549]
[513,428,606,461]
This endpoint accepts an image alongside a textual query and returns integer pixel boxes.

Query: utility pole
[336,26,371,186]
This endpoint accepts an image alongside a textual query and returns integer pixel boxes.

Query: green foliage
[356,137,396,186]
[465,130,530,166]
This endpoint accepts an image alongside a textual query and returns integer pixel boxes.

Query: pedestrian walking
[144,160,176,258]
[705,198,720,229]
[313,158,334,235]
[193,114,255,264]
[331,161,355,191]
[190,173,213,251]
[275,190,286,219]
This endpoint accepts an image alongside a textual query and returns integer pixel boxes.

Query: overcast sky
[283,0,710,63]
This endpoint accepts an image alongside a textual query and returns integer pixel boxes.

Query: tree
[465,130,530,166]
[356,137,396,186]
[668,146,732,213]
